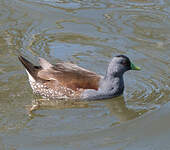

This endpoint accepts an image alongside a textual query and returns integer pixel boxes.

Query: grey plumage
[81,55,134,100]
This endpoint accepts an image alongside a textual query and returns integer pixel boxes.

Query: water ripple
[0,1,170,147]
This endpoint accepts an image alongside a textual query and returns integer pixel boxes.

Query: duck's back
[19,56,102,99]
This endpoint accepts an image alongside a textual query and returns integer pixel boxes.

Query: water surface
[0,0,170,149]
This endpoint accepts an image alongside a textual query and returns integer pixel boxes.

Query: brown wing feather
[37,62,102,90]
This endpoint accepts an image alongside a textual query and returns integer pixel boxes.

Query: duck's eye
[121,60,129,66]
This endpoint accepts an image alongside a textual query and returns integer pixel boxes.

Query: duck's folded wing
[37,60,102,90]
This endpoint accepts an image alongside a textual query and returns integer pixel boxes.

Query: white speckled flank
[25,69,78,99]
[29,80,82,99]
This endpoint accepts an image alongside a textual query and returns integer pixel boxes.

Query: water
[0,0,170,149]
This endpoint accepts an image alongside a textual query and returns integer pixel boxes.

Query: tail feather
[18,56,37,80]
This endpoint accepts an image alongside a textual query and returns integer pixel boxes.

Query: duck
[18,55,141,101]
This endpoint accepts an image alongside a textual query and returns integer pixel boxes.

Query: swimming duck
[18,55,140,100]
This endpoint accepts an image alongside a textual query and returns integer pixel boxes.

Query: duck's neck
[81,72,125,101]
[104,72,123,80]
[99,70,124,96]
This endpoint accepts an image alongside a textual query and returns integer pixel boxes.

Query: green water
[0,0,170,149]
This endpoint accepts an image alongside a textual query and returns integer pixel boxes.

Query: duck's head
[106,55,141,77]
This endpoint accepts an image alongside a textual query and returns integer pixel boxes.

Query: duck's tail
[18,56,38,81]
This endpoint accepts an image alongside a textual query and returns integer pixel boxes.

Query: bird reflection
[103,96,146,121]
[27,98,90,113]
[27,96,147,121]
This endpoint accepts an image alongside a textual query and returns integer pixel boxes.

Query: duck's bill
[131,63,141,71]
